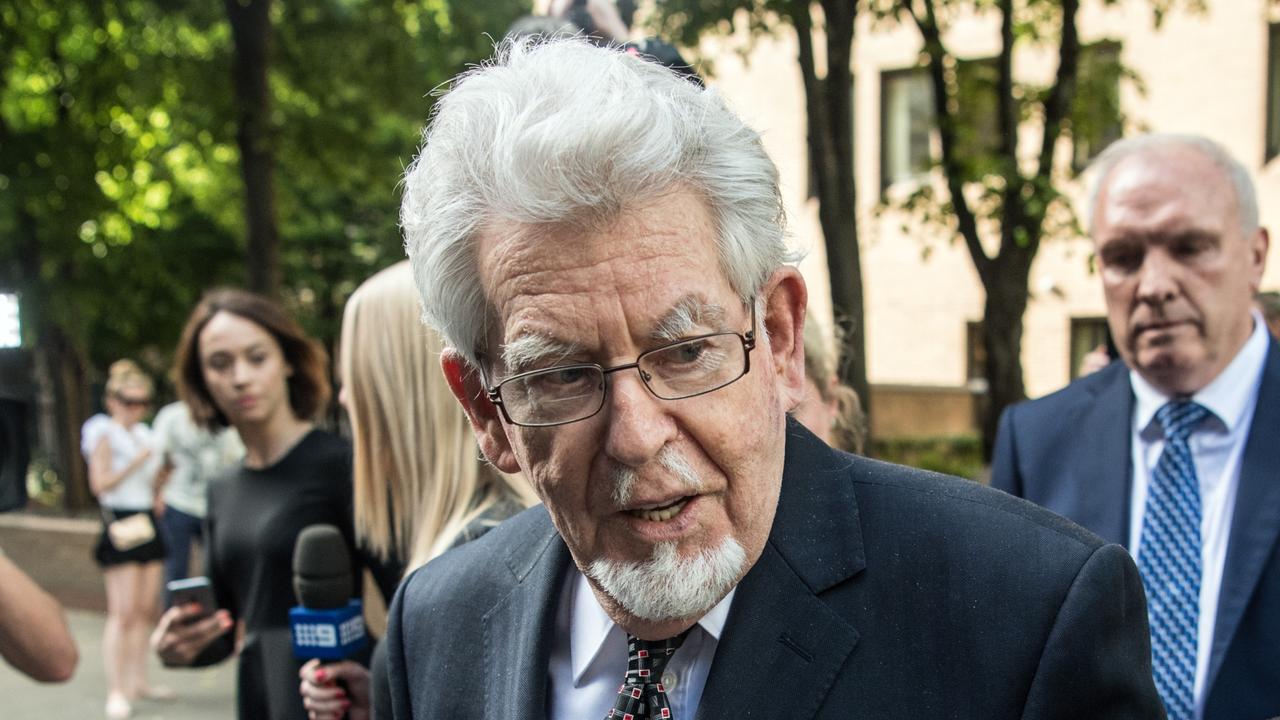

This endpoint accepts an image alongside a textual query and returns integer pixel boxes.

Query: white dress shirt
[1128,312,1269,719]
[548,566,736,720]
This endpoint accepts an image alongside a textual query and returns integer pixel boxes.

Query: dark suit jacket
[992,345,1280,720]
[387,420,1162,719]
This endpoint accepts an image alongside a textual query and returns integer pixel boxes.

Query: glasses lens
[640,333,746,400]
[499,365,605,426]
[118,395,150,408]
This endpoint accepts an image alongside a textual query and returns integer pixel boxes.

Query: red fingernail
[315,668,327,682]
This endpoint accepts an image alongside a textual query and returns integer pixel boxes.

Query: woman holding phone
[150,289,375,720]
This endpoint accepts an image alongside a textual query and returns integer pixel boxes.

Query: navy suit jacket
[992,344,1280,719]
[386,420,1162,719]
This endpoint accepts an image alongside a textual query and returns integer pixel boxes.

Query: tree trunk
[793,1,871,437]
[16,210,93,512]
[980,255,1030,461]
[34,327,92,511]
[225,0,280,298]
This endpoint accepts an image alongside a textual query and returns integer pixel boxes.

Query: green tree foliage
[0,0,529,508]
[872,0,1200,460]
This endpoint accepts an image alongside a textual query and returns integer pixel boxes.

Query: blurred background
[2,0,1279,608]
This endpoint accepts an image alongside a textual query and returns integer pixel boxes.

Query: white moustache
[611,446,705,508]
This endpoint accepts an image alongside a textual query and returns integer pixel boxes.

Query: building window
[880,67,934,189]
[1072,41,1123,172]
[880,59,1002,190]
[1267,24,1280,163]
[966,321,987,387]
[1069,317,1113,379]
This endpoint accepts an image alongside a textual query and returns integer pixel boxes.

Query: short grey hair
[1086,133,1259,237]
[401,37,793,369]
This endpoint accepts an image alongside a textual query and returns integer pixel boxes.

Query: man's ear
[1249,227,1270,292]
[760,267,808,412]
[440,349,521,474]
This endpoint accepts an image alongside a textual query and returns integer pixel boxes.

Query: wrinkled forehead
[473,195,738,359]
[1093,147,1238,237]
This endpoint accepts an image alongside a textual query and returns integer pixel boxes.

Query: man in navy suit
[993,134,1278,720]
[386,37,1162,719]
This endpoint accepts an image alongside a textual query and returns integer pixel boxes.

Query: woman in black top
[151,289,390,720]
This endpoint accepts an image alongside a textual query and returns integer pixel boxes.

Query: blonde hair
[802,319,867,455]
[105,359,153,400]
[340,262,537,572]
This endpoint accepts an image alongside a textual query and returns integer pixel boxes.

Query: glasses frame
[484,302,758,428]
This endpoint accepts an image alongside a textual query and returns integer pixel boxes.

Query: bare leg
[103,565,136,719]
[130,562,171,699]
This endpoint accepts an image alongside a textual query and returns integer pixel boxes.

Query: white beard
[586,537,747,622]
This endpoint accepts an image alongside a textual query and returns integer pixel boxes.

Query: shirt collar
[568,565,736,685]
[1130,310,1270,436]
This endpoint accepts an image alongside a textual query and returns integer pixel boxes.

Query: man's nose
[602,371,677,469]
[1135,250,1179,305]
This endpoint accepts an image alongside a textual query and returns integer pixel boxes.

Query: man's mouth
[625,496,693,522]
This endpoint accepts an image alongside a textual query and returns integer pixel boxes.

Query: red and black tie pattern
[605,630,690,720]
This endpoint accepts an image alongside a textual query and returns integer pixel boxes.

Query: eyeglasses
[485,303,757,428]
[115,394,151,409]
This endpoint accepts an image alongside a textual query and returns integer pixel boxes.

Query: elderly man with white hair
[385,37,1162,720]
[993,133,1279,720]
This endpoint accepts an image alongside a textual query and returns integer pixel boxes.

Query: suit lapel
[696,421,863,720]
[1073,364,1135,546]
[1206,339,1280,692]
[481,510,570,718]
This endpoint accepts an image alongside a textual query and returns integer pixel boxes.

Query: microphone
[289,524,368,660]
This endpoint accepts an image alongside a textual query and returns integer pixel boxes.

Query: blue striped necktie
[1139,400,1210,720]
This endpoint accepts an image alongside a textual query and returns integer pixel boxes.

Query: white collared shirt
[1128,312,1269,719]
[547,567,735,720]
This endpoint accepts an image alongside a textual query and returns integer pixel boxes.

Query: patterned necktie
[605,630,690,720]
[1138,400,1210,720]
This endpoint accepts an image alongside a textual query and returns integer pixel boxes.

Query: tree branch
[910,0,993,283]
[996,0,1026,260]
[1035,0,1081,182]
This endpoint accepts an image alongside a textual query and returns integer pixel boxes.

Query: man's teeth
[628,498,689,522]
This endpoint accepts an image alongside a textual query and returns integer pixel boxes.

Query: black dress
[193,429,368,720]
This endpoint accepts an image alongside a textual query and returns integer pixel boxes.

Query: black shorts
[94,508,167,567]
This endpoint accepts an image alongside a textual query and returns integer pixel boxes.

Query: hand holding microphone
[291,524,370,719]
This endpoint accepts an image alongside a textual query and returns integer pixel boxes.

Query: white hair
[1086,133,1259,237]
[587,538,747,622]
[401,37,794,369]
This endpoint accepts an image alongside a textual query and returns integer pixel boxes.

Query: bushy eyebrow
[499,296,728,373]
[500,333,582,375]
[651,296,728,342]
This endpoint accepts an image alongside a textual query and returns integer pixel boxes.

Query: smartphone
[167,576,217,618]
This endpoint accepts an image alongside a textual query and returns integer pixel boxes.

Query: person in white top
[151,400,243,605]
[82,359,170,719]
